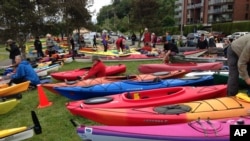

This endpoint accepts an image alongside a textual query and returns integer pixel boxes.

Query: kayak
[67,93,250,126]
[73,116,250,141]
[138,62,223,74]
[0,81,30,97]
[66,84,227,109]
[54,75,214,100]
[182,50,207,57]
[42,70,188,94]
[185,70,228,77]
[0,111,42,141]
[213,73,248,88]
[0,99,19,115]
[75,54,162,63]
[79,50,131,57]
[51,64,126,81]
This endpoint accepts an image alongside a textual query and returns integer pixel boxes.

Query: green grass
[0,45,8,61]
[0,60,161,141]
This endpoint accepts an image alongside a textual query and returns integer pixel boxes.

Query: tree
[129,0,160,46]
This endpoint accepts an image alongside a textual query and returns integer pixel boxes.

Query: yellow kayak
[79,50,131,57]
[0,111,42,140]
[0,99,19,115]
[0,81,30,97]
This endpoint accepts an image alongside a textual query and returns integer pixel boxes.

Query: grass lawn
[0,60,161,141]
[0,45,8,62]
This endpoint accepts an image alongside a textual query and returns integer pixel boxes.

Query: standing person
[93,35,97,48]
[162,40,179,63]
[80,55,106,80]
[207,33,216,48]
[34,36,44,58]
[70,35,76,60]
[131,33,136,46]
[6,39,21,65]
[46,34,56,57]
[6,55,40,87]
[227,34,250,96]
[151,33,157,48]
[165,32,172,43]
[196,34,208,49]
[102,31,108,52]
[141,28,151,46]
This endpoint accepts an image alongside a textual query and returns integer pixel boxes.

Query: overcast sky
[89,0,112,23]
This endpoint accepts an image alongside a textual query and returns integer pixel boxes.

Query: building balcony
[175,0,182,5]
[208,8,233,14]
[209,0,234,5]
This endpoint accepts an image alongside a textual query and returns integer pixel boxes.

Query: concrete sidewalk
[0,59,11,66]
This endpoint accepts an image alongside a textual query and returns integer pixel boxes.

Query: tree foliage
[0,0,92,58]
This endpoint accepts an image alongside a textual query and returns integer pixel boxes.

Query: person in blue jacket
[7,55,40,87]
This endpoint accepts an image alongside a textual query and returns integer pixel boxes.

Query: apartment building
[175,0,250,26]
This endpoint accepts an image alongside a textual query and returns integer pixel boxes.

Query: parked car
[171,35,187,47]
[186,33,199,47]
[227,32,249,40]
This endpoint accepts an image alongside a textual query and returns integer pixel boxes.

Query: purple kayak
[74,116,250,141]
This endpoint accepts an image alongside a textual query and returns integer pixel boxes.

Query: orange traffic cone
[37,84,53,108]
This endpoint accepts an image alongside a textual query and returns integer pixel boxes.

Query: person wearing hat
[141,28,151,46]
[6,39,21,65]
[80,55,106,80]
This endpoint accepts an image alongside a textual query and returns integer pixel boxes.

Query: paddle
[31,111,42,135]
[105,75,137,80]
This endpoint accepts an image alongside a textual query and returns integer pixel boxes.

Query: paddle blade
[31,111,42,134]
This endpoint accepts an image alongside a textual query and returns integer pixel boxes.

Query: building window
[246,4,249,11]
[245,13,249,20]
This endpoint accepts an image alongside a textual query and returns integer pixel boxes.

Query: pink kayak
[138,62,223,74]
[51,64,126,81]
[74,116,250,141]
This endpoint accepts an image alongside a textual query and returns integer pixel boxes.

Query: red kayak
[66,84,227,109]
[51,64,126,81]
[66,93,250,126]
[138,62,223,74]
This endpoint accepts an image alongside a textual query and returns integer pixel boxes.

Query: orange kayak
[42,70,188,94]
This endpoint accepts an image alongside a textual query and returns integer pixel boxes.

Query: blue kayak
[54,75,214,100]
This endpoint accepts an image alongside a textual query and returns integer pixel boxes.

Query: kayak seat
[153,77,161,82]
[153,104,191,114]
[126,92,132,99]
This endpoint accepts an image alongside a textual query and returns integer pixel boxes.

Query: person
[151,33,157,48]
[46,34,56,57]
[115,36,126,52]
[138,42,152,54]
[196,34,208,49]
[131,33,136,46]
[34,36,44,58]
[162,40,179,63]
[165,32,172,43]
[70,35,76,60]
[5,39,21,65]
[141,28,151,46]
[6,55,40,87]
[80,55,106,80]
[207,33,216,48]
[93,35,97,48]
[102,31,108,52]
[227,34,250,96]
